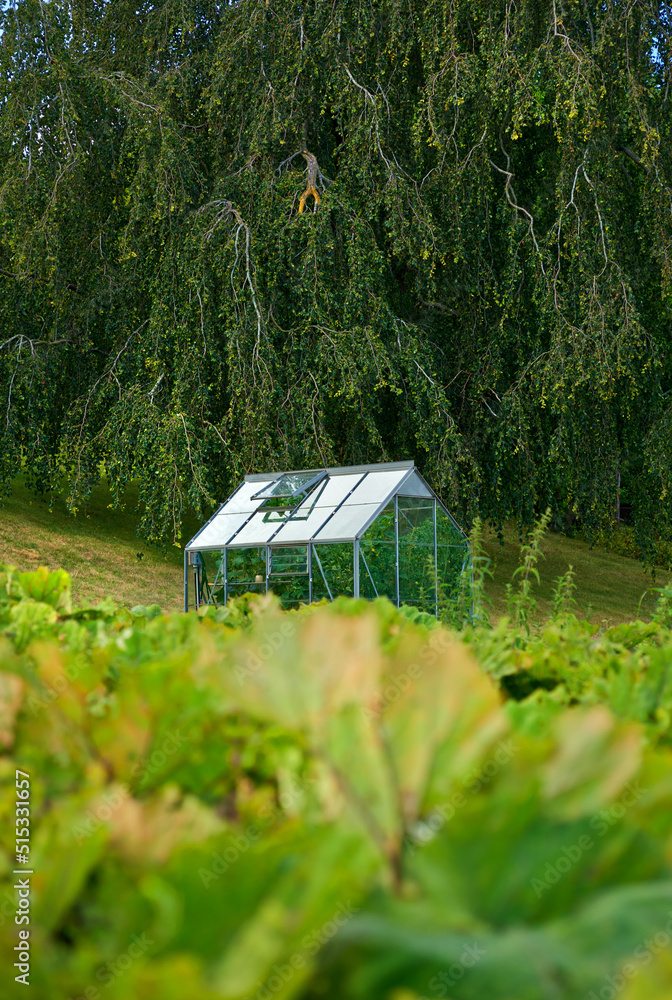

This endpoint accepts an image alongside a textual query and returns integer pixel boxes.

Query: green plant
[550,564,578,621]
[3,564,672,999]
[505,509,552,634]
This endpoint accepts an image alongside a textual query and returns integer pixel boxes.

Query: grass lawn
[0,478,668,624]
[482,523,669,628]
[0,478,203,612]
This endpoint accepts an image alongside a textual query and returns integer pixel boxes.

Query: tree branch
[615,144,651,178]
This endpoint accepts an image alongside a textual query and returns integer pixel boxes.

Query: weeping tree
[0,0,671,548]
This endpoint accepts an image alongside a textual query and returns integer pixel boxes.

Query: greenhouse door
[268,546,310,607]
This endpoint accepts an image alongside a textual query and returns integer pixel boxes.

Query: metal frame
[312,544,335,600]
[308,543,313,603]
[433,499,438,617]
[183,550,189,612]
[394,495,400,608]
[244,459,414,483]
[359,546,379,598]
[268,545,310,576]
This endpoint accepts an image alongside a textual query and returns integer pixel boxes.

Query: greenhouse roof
[185,460,456,551]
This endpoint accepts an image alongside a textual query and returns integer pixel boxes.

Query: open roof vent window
[252,471,327,515]
[252,472,326,507]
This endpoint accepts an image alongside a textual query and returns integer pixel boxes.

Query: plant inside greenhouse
[185,461,469,615]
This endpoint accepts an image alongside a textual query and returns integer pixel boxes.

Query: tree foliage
[1,0,671,544]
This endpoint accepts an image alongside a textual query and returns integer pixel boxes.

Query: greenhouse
[184,460,469,615]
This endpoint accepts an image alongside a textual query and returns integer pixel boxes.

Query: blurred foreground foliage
[2,563,672,999]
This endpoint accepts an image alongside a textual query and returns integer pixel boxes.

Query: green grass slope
[0,479,667,623]
[482,524,669,627]
[0,479,197,612]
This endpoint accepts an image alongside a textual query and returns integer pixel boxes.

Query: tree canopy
[0,0,671,547]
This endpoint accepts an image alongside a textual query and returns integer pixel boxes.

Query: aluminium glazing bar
[359,547,379,598]
[206,556,225,605]
[312,546,333,600]
[394,495,400,608]
[183,550,188,612]
[433,499,438,618]
[310,471,369,539]
[244,459,414,483]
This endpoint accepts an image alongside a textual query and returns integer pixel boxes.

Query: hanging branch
[489,142,546,275]
[342,64,401,182]
[197,199,264,347]
[275,149,332,213]
[66,319,150,507]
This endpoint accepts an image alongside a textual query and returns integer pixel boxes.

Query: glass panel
[228,510,289,546]
[312,543,354,600]
[359,501,396,601]
[258,478,329,515]
[226,547,267,588]
[225,479,276,512]
[270,546,309,576]
[398,497,435,536]
[436,507,465,546]
[344,468,410,506]
[436,509,469,605]
[269,575,310,609]
[188,480,280,549]
[268,474,364,543]
[252,471,325,500]
[227,475,370,546]
[192,550,227,606]
[313,502,381,542]
[298,473,364,509]
[396,471,433,498]
[398,498,436,612]
[189,510,255,549]
[437,543,469,602]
